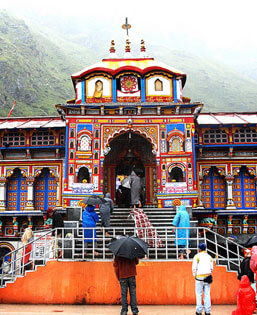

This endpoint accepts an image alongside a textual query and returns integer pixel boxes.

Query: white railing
[0,226,245,287]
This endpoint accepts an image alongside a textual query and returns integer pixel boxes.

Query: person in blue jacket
[82,205,99,256]
[172,204,190,259]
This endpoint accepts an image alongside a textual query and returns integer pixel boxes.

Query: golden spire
[122,17,131,37]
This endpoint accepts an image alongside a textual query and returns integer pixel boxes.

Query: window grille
[60,133,65,145]
[203,129,228,144]
[80,135,91,151]
[234,128,257,143]
[31,131,55,146]
[3,132,25,146]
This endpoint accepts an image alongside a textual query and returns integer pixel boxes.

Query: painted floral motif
[120,75,138,92]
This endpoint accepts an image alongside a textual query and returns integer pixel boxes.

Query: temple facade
[0,38,256,249]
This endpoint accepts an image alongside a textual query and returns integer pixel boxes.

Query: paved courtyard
[0,304,236,314]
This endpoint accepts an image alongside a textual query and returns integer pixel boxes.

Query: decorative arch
[102,126,158,156]
[77,129,92,152]
[76,166,91,183]
[167,163,186,182]
[167,130,185,153]
[33,166,58,178]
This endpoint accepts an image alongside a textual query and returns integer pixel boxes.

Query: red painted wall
[0,261,237,304]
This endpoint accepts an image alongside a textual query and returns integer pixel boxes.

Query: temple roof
[71,58,187,86]
[0,117,65,129]
[197,112,257,126]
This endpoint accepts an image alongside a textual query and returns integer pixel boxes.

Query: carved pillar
[243,215,248,234]
[198,175,204,208]
[25,176,35,210]
[227,215,233,234]
[225,175,236,209]
[0,177,7,211]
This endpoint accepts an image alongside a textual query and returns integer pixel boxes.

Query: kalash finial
[140,39,146,52]
[110,40,115,53]
[125,38,131,53]
[140,39,148,58]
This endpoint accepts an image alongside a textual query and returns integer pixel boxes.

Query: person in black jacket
[47,208,64,258]
[238,249,254,283]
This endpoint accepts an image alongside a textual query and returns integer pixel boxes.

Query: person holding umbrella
[109,235,148,315]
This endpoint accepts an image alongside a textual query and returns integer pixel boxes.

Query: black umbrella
[244,235,257,247]
[82,195,107,206]
[108,235,148,259]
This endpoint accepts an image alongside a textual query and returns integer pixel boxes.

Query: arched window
[94,167,98,174]
[3,132,25,146]
[31,131,55,146]
[203,129,228,144]
[171,137,182,152]
[94,152,99,159]
[154,79,163,91]
[70,166,74,174]
[234,128,257,143]
[95,130,99,138]
[70,151,74,159]
[80,135,91,151]
[95,141,99,149]
[70,141,74,149]
[77,167,90,183]
[169,166,184,182]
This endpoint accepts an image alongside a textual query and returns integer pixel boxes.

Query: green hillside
[0,10,256,117]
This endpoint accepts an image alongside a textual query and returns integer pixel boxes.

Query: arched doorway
[103,132,157,206]
[34,168,57,211]
[6,168,27,211]
[201,166,226,209]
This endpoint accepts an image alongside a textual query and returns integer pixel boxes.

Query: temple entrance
[103,132,157,207]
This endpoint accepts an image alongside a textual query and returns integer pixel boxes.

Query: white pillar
[25,177,35,210]
[225,175,236,209]
[0,177,7,211]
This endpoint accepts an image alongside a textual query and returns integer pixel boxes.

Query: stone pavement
[0,304,236,314]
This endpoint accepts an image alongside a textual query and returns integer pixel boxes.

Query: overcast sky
[1,0,257,52]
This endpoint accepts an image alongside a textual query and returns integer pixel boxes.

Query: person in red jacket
[232,275,256,315]
[113,256,139,315]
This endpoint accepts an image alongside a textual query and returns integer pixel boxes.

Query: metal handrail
[0,226,246,287]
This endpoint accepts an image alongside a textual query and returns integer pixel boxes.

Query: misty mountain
[0,10,256,117]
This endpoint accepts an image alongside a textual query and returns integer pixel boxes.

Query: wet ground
[0,304,236,314]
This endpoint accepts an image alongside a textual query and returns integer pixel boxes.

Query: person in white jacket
[192,243,213,315]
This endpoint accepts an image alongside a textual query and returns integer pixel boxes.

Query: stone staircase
[68,206,196,260]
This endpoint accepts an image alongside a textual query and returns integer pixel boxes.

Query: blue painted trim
[65,124,69,180]
[0,145,64,150]
[112,78,117,102]
[173,79,177,103]
[192,135,197,182]
[196,144,257,148]
[141,78,146,102]
[81,81,85,103]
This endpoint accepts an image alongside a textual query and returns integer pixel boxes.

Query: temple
[0,35,257,252]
